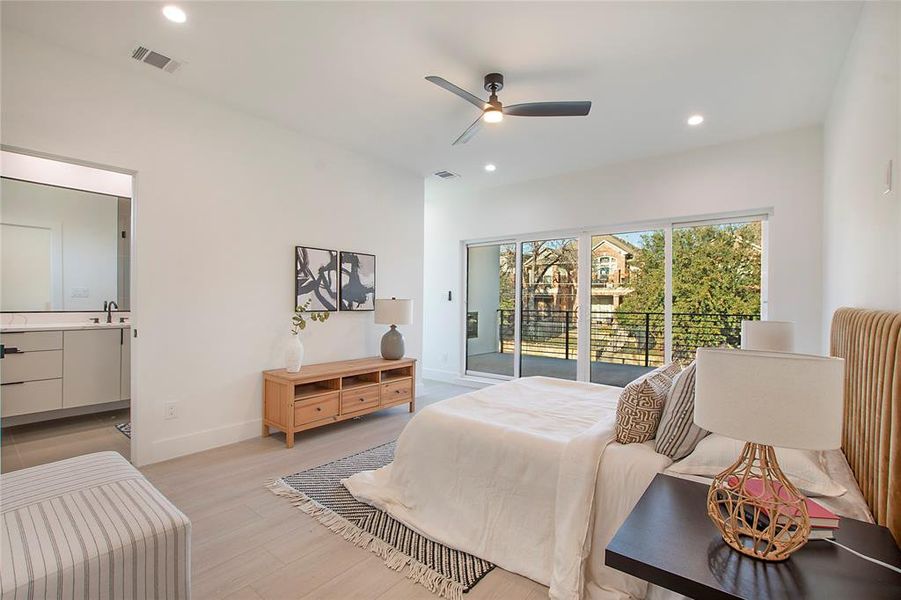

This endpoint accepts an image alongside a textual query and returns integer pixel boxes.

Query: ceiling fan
[425,72,592,145]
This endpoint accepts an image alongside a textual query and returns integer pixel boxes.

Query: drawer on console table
[2,331,63,352]
[381,379,413,406]
[1,350,63,384]
[1,379,63,417]
[294,392,340,425]
[341,385,380,414]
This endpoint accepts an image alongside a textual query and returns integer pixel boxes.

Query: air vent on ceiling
[433,170,460,179]
[131,45,183,74]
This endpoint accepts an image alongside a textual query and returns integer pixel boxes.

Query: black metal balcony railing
[591,310,664,366]
[498,309,758,366]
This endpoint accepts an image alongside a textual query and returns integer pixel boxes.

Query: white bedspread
[344,376,670,600]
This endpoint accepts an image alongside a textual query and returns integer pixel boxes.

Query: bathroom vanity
[1,322,130,422]
[0,174,133,426]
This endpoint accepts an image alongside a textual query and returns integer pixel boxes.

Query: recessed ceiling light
[162,5,187,23]
[687,114,705,126]
[484,164,497,172]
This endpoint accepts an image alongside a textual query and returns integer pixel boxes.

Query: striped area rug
[268,441,494,600]
[115,422,132,438]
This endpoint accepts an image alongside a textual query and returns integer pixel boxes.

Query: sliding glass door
[671,219,763,361]
[520,238,579,380]
[463,214,766,385]
[465,242,515,378]
[589,229,664,386]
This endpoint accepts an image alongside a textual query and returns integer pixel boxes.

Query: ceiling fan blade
[503,101,592,117]
[425,76,487,110]
[452,115,484,145]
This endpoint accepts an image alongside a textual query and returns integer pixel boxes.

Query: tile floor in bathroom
[1,407,130,473]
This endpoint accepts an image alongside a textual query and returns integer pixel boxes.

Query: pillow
[667,434,847,497]
[615,363,681,444]
[655,362,709,460]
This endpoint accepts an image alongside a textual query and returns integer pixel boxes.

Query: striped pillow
[655,361,709,460]
[615,363,681,444]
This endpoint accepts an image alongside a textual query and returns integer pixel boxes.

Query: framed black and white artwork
[295,246,338,311]
[339,251,376,311]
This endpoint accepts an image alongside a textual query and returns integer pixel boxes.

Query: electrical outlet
[71,287,89,298]
[884,160,894,195]
[442,353,448,364]
[164,402,178,420]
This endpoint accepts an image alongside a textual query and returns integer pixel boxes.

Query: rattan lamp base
[706,442,811,561]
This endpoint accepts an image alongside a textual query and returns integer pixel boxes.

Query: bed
[344,307,899,599]
[344,376,673,599]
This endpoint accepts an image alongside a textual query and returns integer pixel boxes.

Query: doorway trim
[1,144,140,464]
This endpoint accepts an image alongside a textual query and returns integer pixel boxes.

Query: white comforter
[343,376,671,600]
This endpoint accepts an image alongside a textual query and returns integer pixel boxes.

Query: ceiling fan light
[483,108,503,123]
[687,114,705,126]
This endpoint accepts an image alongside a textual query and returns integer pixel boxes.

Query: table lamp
[694,348,844,561]
[374,298,412,360]
[741,320,794,352]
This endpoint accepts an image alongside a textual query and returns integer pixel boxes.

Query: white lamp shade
[741,320,794,352]
[694,348,844,450]
[374,298,412,325]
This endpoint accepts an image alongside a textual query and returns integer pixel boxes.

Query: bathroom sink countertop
[1,322,131,333]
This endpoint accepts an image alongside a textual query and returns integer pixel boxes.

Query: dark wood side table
[606,474,901,599]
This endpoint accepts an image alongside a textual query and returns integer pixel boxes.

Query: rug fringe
[266,479,465,600]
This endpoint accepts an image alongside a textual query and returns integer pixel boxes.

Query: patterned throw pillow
[615,363,681,444]
[655,361,709,460]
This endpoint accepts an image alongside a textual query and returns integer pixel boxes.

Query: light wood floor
[140,380,548,600]
[1,407,131,472]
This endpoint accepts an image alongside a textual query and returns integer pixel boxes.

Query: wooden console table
[262,356,416,448]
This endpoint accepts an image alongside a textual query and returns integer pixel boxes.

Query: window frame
[460,209,771,383]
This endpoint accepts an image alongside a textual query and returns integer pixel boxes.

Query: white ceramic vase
[286,333,305,373]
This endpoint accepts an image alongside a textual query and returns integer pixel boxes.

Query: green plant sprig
[292,298,331,334]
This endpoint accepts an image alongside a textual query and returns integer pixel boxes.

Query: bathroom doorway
[0,150,135,472]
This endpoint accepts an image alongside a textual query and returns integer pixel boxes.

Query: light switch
[71,287,89,298]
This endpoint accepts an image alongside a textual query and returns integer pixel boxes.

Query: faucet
[105,300,119,324]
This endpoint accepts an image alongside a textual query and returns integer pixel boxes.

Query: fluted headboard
[830,307,901,543]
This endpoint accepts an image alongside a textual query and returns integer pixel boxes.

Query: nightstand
[605,474,901,599]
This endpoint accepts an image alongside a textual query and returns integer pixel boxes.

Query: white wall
[823,2,901,346]
[465,244,501,357]
[424,127,825,380]
[1,178,119,311]
[1,30,424,465]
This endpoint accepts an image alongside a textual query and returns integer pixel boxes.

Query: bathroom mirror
[1,177,130,312]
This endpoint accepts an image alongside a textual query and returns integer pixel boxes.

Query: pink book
[733,477,840,528]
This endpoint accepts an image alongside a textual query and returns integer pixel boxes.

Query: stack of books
[737,478,841,540]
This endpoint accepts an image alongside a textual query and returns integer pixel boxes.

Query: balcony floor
[466,352,655,387]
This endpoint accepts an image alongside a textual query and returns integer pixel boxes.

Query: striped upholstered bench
[0,451,191,599]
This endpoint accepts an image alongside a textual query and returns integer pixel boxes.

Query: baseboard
[422,368,497,390]
[421,367,459,383]
[453,375,500,388]
[147,418,261,465]
[144,372,491,465]
[2,400,129,428]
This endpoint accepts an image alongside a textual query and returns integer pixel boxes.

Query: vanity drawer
[1,331,63,352]
[294,392,339,426]
[341,385,380,414]
[1,350,63,384]
[381,379,413,405]
[1,379,63,417]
